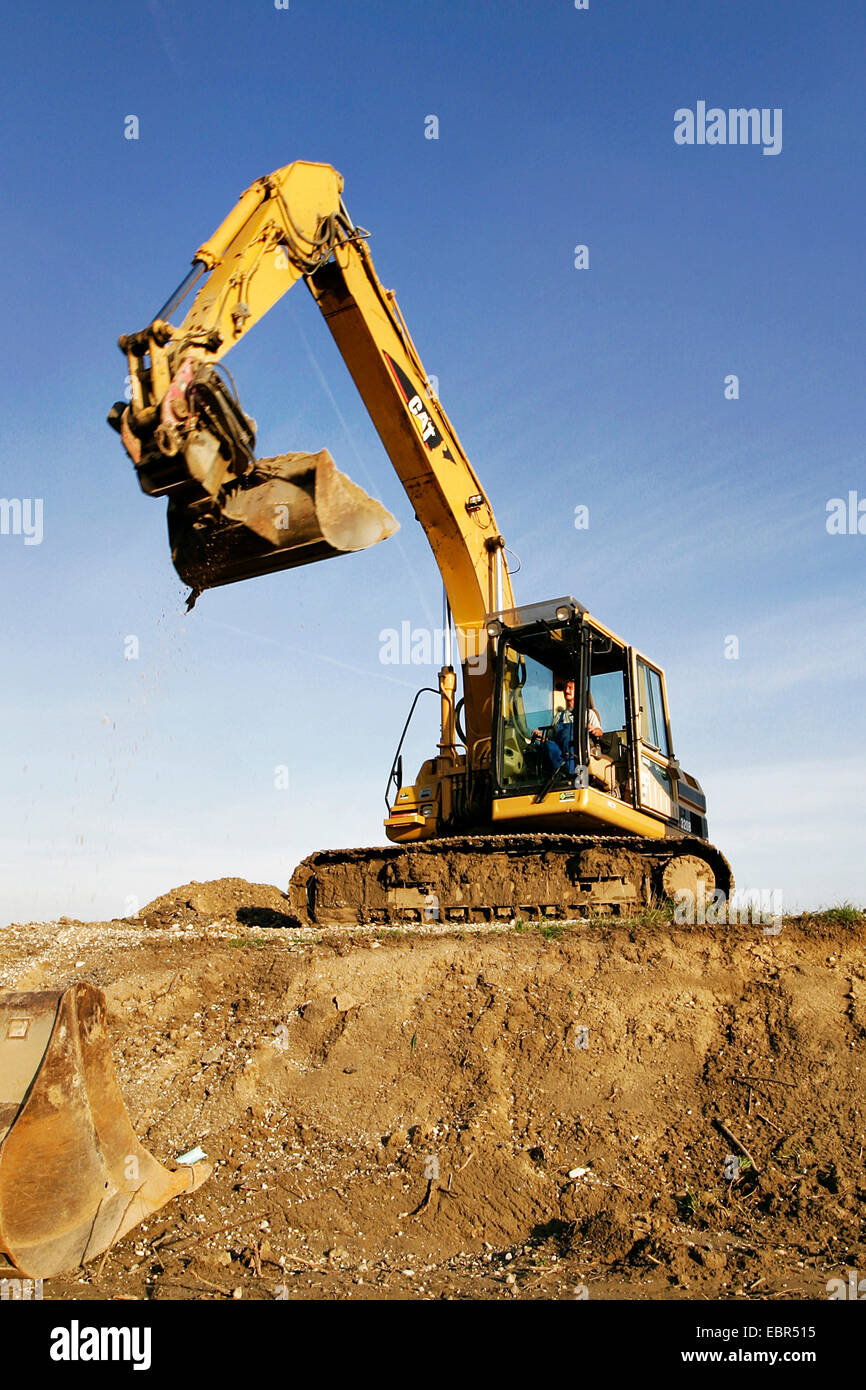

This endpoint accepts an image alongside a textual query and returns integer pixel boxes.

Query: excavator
[106,159,732,925]
[0,161,731,1278]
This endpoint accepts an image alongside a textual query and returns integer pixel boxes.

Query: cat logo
[383,353,454,460]
[407,392,438,443]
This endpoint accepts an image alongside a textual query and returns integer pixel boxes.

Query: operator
[532,680,602,774]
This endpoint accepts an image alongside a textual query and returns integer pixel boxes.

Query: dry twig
[713,1118,760,1173]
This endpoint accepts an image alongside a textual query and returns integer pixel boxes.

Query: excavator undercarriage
[289,833,734,928]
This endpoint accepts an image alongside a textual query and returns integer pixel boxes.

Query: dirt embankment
[1,880,864,1300]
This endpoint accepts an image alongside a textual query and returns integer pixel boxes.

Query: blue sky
[1,0,864,922]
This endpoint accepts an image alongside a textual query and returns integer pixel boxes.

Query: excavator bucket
[168,447,399,596]
[0,983,211,1280]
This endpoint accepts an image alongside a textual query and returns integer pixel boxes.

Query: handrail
[384,687,439,813]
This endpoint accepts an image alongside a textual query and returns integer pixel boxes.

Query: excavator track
[288,833,733,927]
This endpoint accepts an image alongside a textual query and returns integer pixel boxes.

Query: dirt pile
[137,878,296,931]
[1,890,863,1300]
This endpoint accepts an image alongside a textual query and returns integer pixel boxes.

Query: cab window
[498,646,558,790]
[637,661,669,756]
[589,669,625,732]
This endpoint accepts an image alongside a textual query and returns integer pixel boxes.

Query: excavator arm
[110,160,513,746]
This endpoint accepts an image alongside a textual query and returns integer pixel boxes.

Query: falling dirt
[1,883,863,1301]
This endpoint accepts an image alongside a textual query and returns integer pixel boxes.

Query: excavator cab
[492,597,621,799]
[488,596,710,842]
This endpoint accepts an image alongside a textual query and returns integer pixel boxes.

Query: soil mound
[139,878,296,930]
[2,888,863,1299]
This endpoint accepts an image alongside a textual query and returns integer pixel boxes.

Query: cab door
[630,652,678,822]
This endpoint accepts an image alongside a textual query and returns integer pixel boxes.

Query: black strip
[677,779,707,812]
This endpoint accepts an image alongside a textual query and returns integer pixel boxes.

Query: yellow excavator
[0,161,731,1277]
[107,159,732,925]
